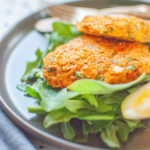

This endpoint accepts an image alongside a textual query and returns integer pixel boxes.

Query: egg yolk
[131,89,150,117]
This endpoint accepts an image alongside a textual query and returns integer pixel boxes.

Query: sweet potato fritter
[43,35,150,88]
[76,16,150,43]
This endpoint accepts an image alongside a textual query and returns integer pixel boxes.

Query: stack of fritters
[43,15,150,88]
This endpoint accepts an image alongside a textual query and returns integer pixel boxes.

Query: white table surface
[0,0,40,40]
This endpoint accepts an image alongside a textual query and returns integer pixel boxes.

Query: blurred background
[0,0,79,39]
[0,0,41,39]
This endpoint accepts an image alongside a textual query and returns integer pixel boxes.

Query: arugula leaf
[78,112,115,121]
[127,85,142,94]
[67,91,79,99]
[68,73,147,94]
[82,94,98,107]
[101,125,120,148]
[31,78,69,112]
[41,88,68,112]
[95,93,127,115]
[61,122,75,140]
[46,32,65,54]
[65,99,90,113]
[28,107,46,114]
[78,114,114,121]
[91,121,112,133]
[21,49,43,82]
[28,78,79,112]
[96,100,112,113]
[100,119,144,147]
[52,22,81,40]
[46,22,81,54]
[82,120,112,135]
[73,137,88,144]
[16,84,27,92]
[125,120,143,130]
[44,108,76,128]
[97,91,128,105]
[74,137,88,143]
[82,122,91,136]
[26,86,40,99]
[116,121,130,142]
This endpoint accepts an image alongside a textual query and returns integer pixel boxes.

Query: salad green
[17,21,149,149]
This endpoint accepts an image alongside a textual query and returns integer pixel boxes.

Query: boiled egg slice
[122,82,150,120]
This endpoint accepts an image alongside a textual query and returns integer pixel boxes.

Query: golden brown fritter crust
[43,35,150,88]
[76,16,150,43]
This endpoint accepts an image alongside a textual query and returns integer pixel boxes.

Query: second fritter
[43,35,150,88]
[76,16,150,43]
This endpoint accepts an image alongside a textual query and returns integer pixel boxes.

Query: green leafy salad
[17,21,150,149]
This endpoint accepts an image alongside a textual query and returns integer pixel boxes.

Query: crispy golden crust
[76,16,150,43]
[43,35,150,88]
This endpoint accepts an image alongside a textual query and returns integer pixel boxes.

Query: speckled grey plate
[1,0,150,150]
